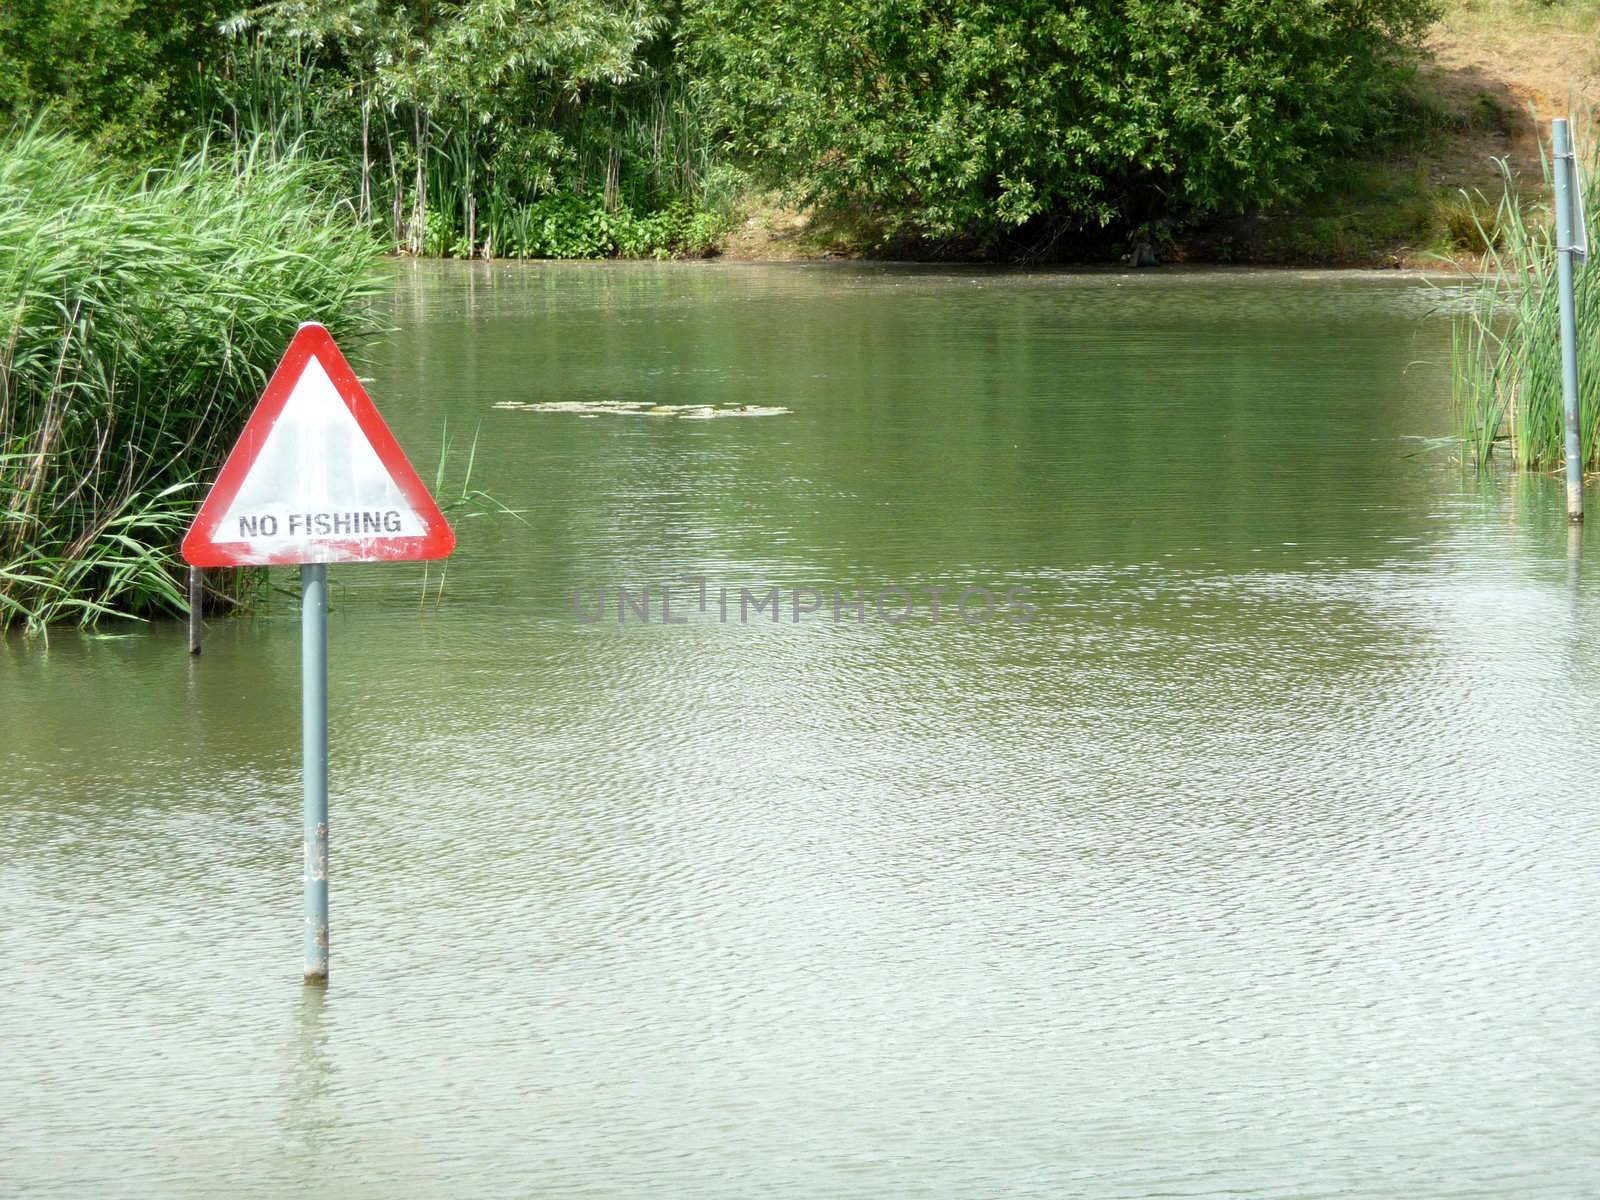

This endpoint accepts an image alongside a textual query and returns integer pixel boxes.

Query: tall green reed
[0,125,384,631]
[1455,120,1600,471]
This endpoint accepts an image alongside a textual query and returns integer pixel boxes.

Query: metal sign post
[183,322,455,985]
[1553,118,1585,522]
[188,566,204,654]
[301,563,330,983]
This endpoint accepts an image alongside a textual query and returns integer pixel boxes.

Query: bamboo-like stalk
[360,90,372,226]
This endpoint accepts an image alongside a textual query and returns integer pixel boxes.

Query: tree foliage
[682,0,1440,242]
[0,0,221,151]
[237,0,667,191]
[210,1,733,254]
[0,0,1444,254]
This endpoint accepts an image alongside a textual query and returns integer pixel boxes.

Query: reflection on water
[3,264,1598,1198]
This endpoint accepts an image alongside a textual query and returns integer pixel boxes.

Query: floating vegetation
[492,400,790,419]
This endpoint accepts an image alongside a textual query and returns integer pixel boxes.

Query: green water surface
[3,263,1597,1198]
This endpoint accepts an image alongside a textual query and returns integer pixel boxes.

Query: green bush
[0,127,384,630]
[476,193,731,260]
[0,0,220,154]
[683,0,1440,245]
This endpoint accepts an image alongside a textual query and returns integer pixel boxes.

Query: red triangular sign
[183,323,455,567]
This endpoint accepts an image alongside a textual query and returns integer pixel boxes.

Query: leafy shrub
[0,0,220,154]
[683,0,1440,245]
[475,193,732,260]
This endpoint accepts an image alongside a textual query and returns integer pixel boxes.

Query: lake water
[3,263,1598,1198]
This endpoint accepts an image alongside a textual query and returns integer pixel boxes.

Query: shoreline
[386,253,1480,280]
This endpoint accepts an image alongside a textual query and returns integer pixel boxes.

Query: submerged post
[1553,118,1584,522]
[187,566,203,655]
[302,563,330,984]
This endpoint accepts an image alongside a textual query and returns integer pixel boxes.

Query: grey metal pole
[187,566,203,655]
[301,563,330,985]
[1553,118,1584,522]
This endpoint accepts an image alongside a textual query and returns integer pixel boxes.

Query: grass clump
[0,125,385,632]
[1454,128,1600,470]
[1436,189,1505,251]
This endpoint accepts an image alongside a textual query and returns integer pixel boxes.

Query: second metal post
[302,563,330,984]
[1553,117,1584,522]
[187,566,203,655]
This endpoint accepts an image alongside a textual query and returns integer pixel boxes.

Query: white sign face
[217,357,428,555]
[182,323,455,567]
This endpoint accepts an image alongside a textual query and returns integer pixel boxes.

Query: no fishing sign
[183,322,455,566]
[184,322,454,986]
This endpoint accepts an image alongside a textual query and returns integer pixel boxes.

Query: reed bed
[205,40,740,260]
[403,85,740,259]
[0,126,384,631]
[1455,126,1600,470]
